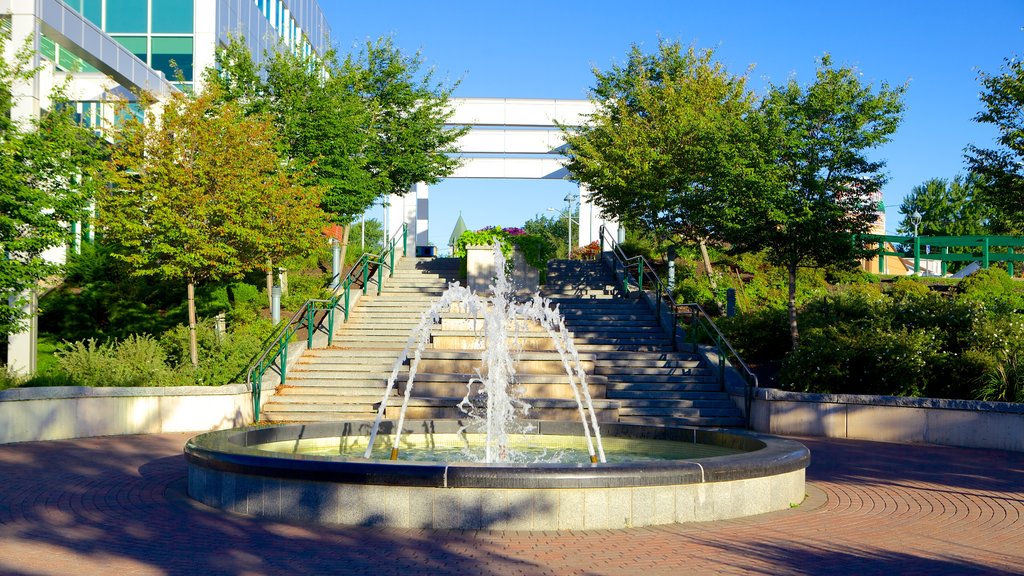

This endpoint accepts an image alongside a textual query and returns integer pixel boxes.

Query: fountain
[185,244,809,530]
[362,243,606,464]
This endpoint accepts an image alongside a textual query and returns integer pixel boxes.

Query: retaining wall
[750,388,1024,452]
[0,383,259,445]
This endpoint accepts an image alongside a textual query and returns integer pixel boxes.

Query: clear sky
[322,1,1023,250]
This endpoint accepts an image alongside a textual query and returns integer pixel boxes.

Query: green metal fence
[246,224,407,420]
[862,234,1024,276]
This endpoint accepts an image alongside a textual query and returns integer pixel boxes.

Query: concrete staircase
[259,258,462,422]
[542,260,746,428]
[260,256,746,428]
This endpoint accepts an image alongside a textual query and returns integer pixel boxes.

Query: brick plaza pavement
[0,432,1021,575]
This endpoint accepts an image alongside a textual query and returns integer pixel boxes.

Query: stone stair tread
[617,415,746,427]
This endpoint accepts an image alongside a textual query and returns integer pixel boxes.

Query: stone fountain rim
[185,420,809,490]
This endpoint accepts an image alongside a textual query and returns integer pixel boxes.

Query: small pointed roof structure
[448,213,468,247]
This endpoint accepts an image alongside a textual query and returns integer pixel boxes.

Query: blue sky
[322,1,1023,250]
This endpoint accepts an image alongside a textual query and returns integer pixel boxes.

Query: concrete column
[6,2,41,124]
[578,184,619,247]
[5,3,40,376]
[414,182,429,252]
[7,292,37,376]
[191,0,218,94]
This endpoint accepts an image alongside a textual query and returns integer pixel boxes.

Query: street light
[547,194,579,258]
[911,210,922,237]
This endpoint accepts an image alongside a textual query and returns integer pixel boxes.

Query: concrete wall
[0,384,254,445]
[751,388,1024,452]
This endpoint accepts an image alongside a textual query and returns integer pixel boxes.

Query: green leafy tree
[561,40,760,287]
[98,90,324,368]
[0,39,104,336]
[209,36,465,268]
[965,57,1024,234]
[733,55,906,350]
[897,175,990,237]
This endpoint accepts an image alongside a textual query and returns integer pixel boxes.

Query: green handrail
[860,233,1024,276]
[246,224,408,420]
[597,225,759,427]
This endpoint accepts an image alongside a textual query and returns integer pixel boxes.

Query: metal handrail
[246,223,408,420]
[597,225,758,427]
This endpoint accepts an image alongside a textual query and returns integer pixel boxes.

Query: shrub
[780,325,941,397]
[886,277,931,299]
[954,267,1024,313]
[55,334,180,387]
[160,319,275,386]
[717,307,790,363]
[453,227,512,258]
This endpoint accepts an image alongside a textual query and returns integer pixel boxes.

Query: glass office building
[4,0,327,101]
[25,0,330,94]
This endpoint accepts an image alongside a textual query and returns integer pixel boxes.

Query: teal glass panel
[105,0,147,33]
[112,36,147,63]
[82,0,102,26]
[152,0,193,33]
[151,37,193,82]
[40,34,56,62]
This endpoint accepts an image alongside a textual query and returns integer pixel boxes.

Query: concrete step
[262,411,379,422]
[270,393,390,403]
[606,389,725,399]
[617,415,746,427]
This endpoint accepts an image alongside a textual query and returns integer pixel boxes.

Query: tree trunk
[787,264,800,351]
[698,239,718,292]
[187,281,199,369]
[337,224,352,274]
[266,256,274,309]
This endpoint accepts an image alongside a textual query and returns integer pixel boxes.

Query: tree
[0,39,104,337]
[561,40,760,287]
[965,57,1024,234]
[97,90,324,368]
[897,175,990,237]
[732,55,905,350]
[209,36,465,268]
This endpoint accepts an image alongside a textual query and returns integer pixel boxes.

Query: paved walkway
[0,433,1021,576]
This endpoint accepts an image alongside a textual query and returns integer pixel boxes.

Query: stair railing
[597,225,758,426]
[246,224,407,421]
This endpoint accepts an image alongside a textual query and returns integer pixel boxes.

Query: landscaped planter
[750,387,1024,452]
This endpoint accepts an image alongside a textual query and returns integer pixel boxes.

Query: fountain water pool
[185,245,809,529]
[185,420,808,529]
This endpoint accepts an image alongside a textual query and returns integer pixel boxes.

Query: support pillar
[6,292,37,376]
[5,4,41,376]
[578,183,620,247]
[414,182,430,255]
[387,192,417,257]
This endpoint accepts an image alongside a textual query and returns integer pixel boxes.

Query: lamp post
[548,198,579,259]
[911,210,922,274]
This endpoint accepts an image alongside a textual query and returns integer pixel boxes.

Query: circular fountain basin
[185,420,809,530]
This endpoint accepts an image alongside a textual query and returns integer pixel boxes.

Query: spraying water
[363,243,606,463]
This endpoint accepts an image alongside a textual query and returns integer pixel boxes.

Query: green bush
[160,319,275,386]
[954,267,1024,313]
[56,334,181,387]
[780,325,941,397]
[717,307,790,363]
[886,277,931,299]
[453,228,512,258]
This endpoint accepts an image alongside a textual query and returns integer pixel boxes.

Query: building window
[112,35,148,63]
[105,0,148,33]
[151,0,194,34]
[151,36,193,82]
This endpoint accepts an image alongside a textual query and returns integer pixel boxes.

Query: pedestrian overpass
[386,97,621,255]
